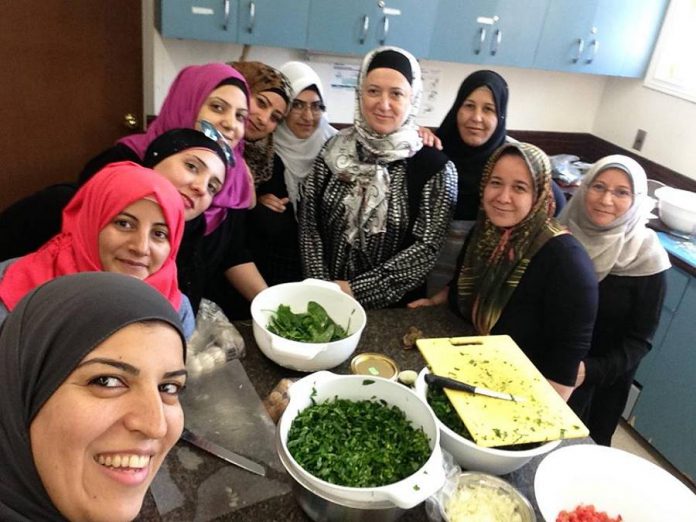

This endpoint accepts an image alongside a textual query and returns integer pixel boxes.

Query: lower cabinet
[633,266,696,482]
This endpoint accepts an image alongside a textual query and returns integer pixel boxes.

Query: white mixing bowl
[277,371,446,511]
[251,279,366,371]
[415,368,560,475]
[655,186,696,235]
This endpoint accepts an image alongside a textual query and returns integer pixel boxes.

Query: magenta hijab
[118,63,252,234]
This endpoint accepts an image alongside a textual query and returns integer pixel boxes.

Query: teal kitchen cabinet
[306,0,439,58]
[633,266,696,481]
[157,0,239,42]
[534,0,668,77]
[236,0,310,49]
[428,0,548,68]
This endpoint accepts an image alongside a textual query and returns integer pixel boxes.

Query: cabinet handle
[571,38,584,63]
[380,16,389,45]
[247,1,256,33]
[359,15,370,44]
[490,28,502,56]
[585,39,599,64]
[474,27,486,55]
[222,0,230,31]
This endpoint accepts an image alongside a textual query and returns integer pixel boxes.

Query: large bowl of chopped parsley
[414,368,560,476]
[251,279,366,371]
[277,371,446,511]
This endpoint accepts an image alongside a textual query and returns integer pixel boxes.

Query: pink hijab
[118,63,251,234]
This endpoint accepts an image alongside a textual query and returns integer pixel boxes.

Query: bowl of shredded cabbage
[434,472,535,522]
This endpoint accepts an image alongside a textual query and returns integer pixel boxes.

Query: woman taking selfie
[0,272,187,521]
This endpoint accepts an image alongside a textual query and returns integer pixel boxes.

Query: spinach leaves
[287,398,431,487]
[267,301,350,343]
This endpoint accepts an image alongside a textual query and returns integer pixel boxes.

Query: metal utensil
[425,373,526,403]
[181,428,266,476]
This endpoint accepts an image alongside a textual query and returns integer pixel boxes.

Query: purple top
[118,63,252,234]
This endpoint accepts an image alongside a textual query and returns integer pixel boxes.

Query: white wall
[142,0,696,182]
[593,77,696,180]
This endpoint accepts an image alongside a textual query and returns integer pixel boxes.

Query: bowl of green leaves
[277,371,446,518]
[251,279,367,371]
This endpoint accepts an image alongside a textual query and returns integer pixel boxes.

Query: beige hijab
[558,155,670,281]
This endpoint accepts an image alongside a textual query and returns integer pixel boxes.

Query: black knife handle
[425,373,477,394]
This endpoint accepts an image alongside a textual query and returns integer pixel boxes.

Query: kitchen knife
[180,428,266,476]
[425,373,526,403]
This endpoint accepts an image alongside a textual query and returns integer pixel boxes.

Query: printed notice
[331,63,360,90]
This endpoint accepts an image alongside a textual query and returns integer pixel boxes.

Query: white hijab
[322,46,424,245]
[558,155,670,281]
[274,61,337,208]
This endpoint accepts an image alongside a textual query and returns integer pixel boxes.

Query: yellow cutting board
[417,335,588,447]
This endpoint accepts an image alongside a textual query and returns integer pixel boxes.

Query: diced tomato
[556,504,623,522]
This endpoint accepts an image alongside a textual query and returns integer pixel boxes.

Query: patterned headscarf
[0,162,185,311]
[456,142,567,334]
[118,63,252,234]
[558,155,670,281]
[322,46,424,246]
[231,61,292,185]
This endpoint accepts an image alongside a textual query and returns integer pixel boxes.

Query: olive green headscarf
[456,142,567,334]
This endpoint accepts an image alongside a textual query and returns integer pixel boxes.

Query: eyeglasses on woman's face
[289,99,326,115]
[588,182,634,201]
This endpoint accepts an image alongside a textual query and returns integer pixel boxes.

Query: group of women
[0,44,671,520]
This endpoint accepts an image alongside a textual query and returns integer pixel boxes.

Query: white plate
[534,444,696,522]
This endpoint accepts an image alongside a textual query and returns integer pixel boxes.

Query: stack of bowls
[655,186,696,235]
[251,279,367,371]
[277,372,446,521]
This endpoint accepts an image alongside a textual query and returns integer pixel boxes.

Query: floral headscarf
[456,142,567,334]
[322,46,424,246]
[231,61,292,185]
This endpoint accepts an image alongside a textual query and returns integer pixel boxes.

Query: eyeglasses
[588,182,633,201]
[198,120,234,167]
[289,99,326,115]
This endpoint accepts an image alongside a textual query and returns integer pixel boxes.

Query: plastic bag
[550,154,591,186]
[425,449,461,521]
[186,299,245,377]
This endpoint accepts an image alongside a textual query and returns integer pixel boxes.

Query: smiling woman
[0,272,187,522]
[0,162,194,336]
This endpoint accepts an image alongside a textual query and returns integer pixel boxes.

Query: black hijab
[0,272,185,522]
[436,70,508,220]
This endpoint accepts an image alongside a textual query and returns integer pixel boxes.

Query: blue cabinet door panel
[633,275,696,480]
[237,0,310,48]
[306,0,377,55]
[483,0,548,67]
[375,0,438,58]
[158,0,239,42]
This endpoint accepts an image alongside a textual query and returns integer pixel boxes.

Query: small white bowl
[250,279,366,372]
[655,186,696,235]
[415,368,560,475]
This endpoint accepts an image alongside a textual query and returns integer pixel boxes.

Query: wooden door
[0,0,142,209]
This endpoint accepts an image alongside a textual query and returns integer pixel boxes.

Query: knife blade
[425,373,526,403]
[180,428,266,476]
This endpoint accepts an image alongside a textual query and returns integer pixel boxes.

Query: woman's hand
[417,126,443,150]
[574,361,586,387]
[408,286,449,308]
[547,379,574,402]
[259,194,289,213]
[335,280,353,297]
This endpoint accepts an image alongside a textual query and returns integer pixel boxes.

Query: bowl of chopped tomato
[534,444,696,522]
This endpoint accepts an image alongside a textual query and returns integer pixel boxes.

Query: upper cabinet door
[236,0,310,49]
[306,0,438,58]
[534,0,669,77]
[429,0,548,68]
[157,0,240,42]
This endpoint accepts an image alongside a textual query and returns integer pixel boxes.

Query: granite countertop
[137,305,588,521]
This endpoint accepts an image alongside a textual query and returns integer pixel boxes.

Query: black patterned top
[299,146,457,309]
